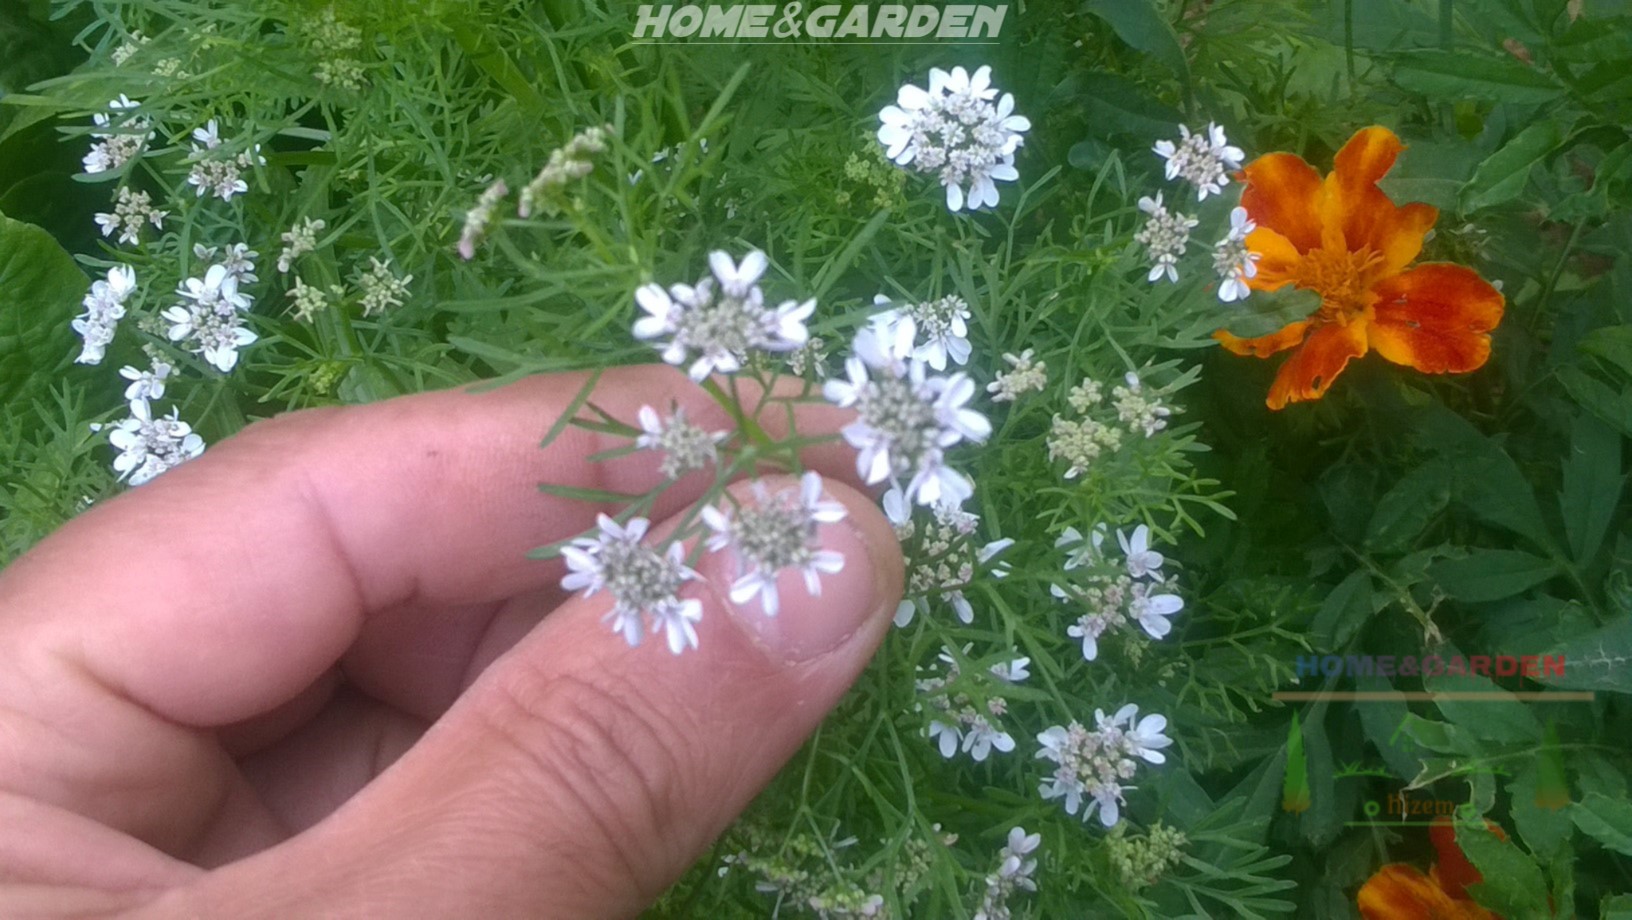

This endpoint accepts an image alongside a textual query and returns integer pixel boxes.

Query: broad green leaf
[1396,713,1478,754]
[1082,0,1191,91]
[1508,759,1574,860]
[1356,673,1422,779]
[1072,71,1182,140]
[1603,893,1632,920]
[1539,616,1632,694]
[1426,671,1544,743]
[1579,325,1632,379]
[1573,792,1632,856]
[1391,49,1567,104]
[1311,569,1374,649]
[1299,704,1342,845]
[1460,823,1553,917]
[1551,15,1632,62]
[0,208,82,412]
[1557,365,1632,437]
[1364,462,1452,552]
[1560,412,1625,564]
[1463,121,1566,211]
[1415,407,1556,551]
[1428,549,1558,602]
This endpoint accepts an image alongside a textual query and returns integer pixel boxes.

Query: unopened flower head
[633,250,814,381]
[277,217,327,273]
[94,186,167,245]
[703,472,847,617]
[1111,372,1171,438]
[1036,705,1171,827]
[458,179,509,260]
[987,348,1047,402]
[519,125,611,218]
[1153,122,1244,200]
[1134,192,1198,284]
[110,32,149,67]
[83,95,152,174]
[877,65,1030,212]
[1046,413,1123,480]
[823,321,990,508]
[288,277,338,323]
[108,399,205,486]
[635,404,727,480]
[1213,206,1261,303]
[561,514,703,654]
[72,264,137,365]
[357,257,412,316]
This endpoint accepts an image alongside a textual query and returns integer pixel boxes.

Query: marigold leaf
[1459,822,1552,918]
[1462,120,1566,211]
[1572,793,1632,857]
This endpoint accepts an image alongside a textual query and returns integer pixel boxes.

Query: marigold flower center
[1294,246,1383,323]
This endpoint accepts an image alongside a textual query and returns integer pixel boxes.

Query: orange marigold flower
[1213,126,1505,410]
[1429,815,1507,900]
[1358,864,1497,920]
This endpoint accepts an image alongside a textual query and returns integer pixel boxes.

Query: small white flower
[990,655,1031,683]
[560,514,704,654]
[823,323,988,508]
[1153,122,1244,200]
[702,471,847,617]
[877,65,1030,212]
[164,264,257,372]
[1117,524,1165,579]
[1134,192,1198,284]
[119,360,172,401]
[1213,206,1261,303]
[457,179,509,260]
[72,265,138,365]
[278,217,327,273]
[107,399,205,485]
[356,257,412,316]
[872,292,973,371]
[635,404,727,479]
[633,249,812,381]
[987,347,1047,402]
[963,717,1016,762]
[1128,582,1183,640]
[185,119,262,201]
[83,96,152,175]
[1056,524,1107,570]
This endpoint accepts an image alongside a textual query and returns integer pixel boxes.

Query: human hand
[0,365,904,918]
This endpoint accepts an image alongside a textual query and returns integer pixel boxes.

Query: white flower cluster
[105,396,206,486]
[1153,122,1243,201]
[277,217,327,273]
[917,645,1028,762]
[186,119,264,201]
[884,486,1011,627]
[288,277,339,323]
[457,179,509,260]
[634,250,813,381]
[93,186,168,246]
[1037,704,1172,827]
[1046,371,1170,480]
[306,5,367,90]
[972,827,1041,920]
[161,249,259,373]
[870,292,972,370]
[1053,523,1183,661]
[356,256,412,316]
[824,318,990,508]
[1133,192,1197,285]
[635,404,728,480]
[877,65,1030,212]
[83,95,152,175]
[986,348,1047,403]
[562,473,848,654]
[72,265,137,365]
[1145,122,1261,302]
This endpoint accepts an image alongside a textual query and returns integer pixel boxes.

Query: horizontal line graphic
[1273,691,1594,702]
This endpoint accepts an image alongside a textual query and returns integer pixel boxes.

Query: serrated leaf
[1560,412,1625,564]
[0,208,82,412]
[1397,713,1479,754]
[1509,760,1575,860]
[1538,616,1632,694]
[1579,325,1632,378]
[1426,671,1544,743]
[1428,549,1558,602]
[1556,365,1632,437]
[1462,121,1566,211]
[1459,824,1553,917]
[1392,49,1567,104]
[1573,792,1632,856]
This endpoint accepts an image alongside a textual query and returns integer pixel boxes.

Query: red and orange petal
[1214,319,1311,358]
[1369,264,1505,375]
[1358,865,1497,920]
[1429,817,1509,901]
[1240,151,1327,253]
[1265,320,1369,410]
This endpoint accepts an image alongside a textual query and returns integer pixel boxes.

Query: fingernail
[705,477,889,663]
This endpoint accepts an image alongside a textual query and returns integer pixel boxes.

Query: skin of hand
[0,365,905,919]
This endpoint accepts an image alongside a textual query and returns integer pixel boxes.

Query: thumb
[166,475,905,918]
